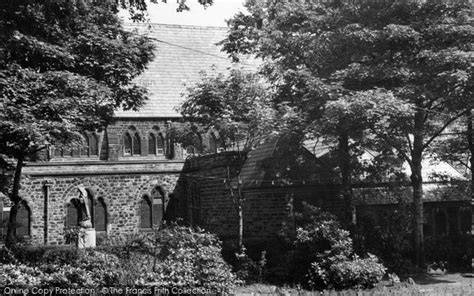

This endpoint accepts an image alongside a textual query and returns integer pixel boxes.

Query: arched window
[140,195,152,229]
[133,133,141,155]
[16,201,30,237]
[189,183,201,226]
[157,133,165,155]
[151,187,164,227]
[89,133,98,156]
[434,209,448,236]
[66,198,81,228]
[124,133,132,156]
[94,198,107,232]
[148,133,156,155]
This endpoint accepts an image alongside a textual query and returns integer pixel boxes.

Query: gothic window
[434,208,448,236]
[89,133,98,156]
[151,187,164,227]
[94,198,107,232]
[133,133,141,155]
[16,201,30,237]
[124,133,132,156]
[66,198,81,228]
[148,133,156,155]
[140,195,152,229]
[189,183,201,226]
[156,133,165,155]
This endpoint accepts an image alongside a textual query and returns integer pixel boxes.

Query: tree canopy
[221,0,473,266]
[0,0,156,243]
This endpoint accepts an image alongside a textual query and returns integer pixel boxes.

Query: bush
[310,254,386,290]
[353,203,415,274]
[139,224,239,293]
[41,246,81,265]
[1,264,44,286]
[292,203,386,290]
[425,234,472,272]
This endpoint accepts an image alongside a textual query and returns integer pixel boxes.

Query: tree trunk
[467,111,474,272]
[339,134,355,227]
[6,154,24,246]
[411,111,425,268]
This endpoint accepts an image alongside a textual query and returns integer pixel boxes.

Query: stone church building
[1,23,471,247]
[0,23,247,245]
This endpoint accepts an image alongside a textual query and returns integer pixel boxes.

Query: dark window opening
[90,134,98,156]
[16,201,30,237]
[95,198,107,232]
[133,133,141,155]
[124,133,132,156]
[140,196,152,229]
[148,133,156,155]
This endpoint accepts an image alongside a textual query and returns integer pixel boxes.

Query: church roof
[115,23,254,118]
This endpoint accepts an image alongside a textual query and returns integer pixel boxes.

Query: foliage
[310,253,386,290]
[425,234,473,272]
[233,247,267,284]
[179,69,278,151]
[292,203,386,290]
[354,202,415,275]
[139,224,239,293]
[223,0,473,267]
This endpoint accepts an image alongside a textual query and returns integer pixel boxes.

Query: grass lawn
[234,273,474,295]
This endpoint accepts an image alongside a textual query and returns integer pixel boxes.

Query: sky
[119,0,247,27]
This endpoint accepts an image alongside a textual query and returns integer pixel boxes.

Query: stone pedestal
[78,228,96,248]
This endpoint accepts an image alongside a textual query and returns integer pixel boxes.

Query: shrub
[425,234,472,272]
[310,254,386,290]
[353,203,415,274]
[139,224,238,293]
[292,203,386,290]
[1,264,44,286]
[41,246,81,265]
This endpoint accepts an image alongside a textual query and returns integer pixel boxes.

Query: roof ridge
[122,22,228,30]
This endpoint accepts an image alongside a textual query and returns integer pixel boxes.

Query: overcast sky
[119,0,247,27]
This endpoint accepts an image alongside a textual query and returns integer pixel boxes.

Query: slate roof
[115,23,255,118]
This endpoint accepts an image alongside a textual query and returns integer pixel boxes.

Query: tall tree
[0,0,155,245]
[178,69,277,250]
[221,0,473,267]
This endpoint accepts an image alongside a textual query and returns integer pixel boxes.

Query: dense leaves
[179,69,279,151]
[0,0,155,244]
[222,0,473,266]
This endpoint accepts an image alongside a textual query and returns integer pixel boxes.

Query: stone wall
[1,161,183,245]
[177,153,345,242]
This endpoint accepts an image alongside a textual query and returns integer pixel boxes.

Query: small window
[95,198,107,232]
[16,201,30,237]
[148,133,156,155]
[133,133,141,155]
[124,133,132,156]
[89,134,98,156]
[140,196,152,229]
[157,133,165,155]
[66,198,81,228]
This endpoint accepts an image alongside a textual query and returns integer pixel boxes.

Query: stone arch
[62,181,110,229]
